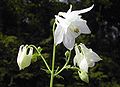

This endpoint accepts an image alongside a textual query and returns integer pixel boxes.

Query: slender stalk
[50,22,56,87]
[54,51,71,76]
[29,45,51,73]
[50,44,56,87]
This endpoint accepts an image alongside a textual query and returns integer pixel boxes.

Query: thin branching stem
[54,50,71,76]
[29,45,51,73]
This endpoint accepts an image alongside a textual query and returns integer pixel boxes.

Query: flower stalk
[29,45,51,73]
[50,44,56,87]
[50,22,56,87]
[54,50,71,76]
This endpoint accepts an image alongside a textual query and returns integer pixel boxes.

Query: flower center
[74,28,79,33]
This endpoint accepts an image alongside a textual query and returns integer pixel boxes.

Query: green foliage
[0,32,17,47]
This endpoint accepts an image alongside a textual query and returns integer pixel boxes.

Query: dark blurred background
[0,0,120,87]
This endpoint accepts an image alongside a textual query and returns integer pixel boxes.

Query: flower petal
[17,45,24,68]
[67,4,72,14]
[20,55,31,70]
[58,5,72,18]
[77,19,91,34]
[72,5,94,15]
[66,14,82,21]
[54,24,64,45]
[79,58,88,72]
[28,47,33,56]
[63,31,75,50]
[75,44,81,54]
[73,55,78,66]
[55,15,69,30]
[79,43,102,67]
[86,49,102,67]
[73,45,80,66]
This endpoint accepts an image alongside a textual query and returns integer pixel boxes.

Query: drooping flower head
[17,45,33,70]
[54,5,94,50]
[74,43,102,72]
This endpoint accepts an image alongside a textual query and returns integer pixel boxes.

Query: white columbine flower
[54,5,94,50]
[17,45,33,70]
[74,43,102,72]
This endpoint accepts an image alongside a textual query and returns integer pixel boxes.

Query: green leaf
[65,50,70,58]
[78,71,89,83]
[31,53,39,63]
[31,47,42,63]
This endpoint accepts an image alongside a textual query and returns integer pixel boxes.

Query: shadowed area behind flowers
[0,0,120,87]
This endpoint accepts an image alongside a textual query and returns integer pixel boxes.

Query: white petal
[17,45,24,60]
[17,45,24,68]
[28,47,33,56]
[79,43,102,67]
[79,58,88,72]
[58,12,67,18]
[55,15,69,30]
[73,55,78,66]
[72,5,94,15]
[63,32,75,50]
[54,24,64,45]
[20,55,31,70]
[75,44,81,55]
[55,15,64,22]
[73,45,82,66]
[87,49,102,63]
[79,43,89,53]
[73,53,82,66]
[88,62,95,67]
[65,13,82,21]
[77,19,91,34]
[80,43,102,62]
[67,5,72,14]
[58,5,72,18]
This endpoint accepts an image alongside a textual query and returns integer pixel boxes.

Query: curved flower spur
[54,5,94,50]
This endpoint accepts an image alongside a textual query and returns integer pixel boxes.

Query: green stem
[54,51,71,76]
[50,44,56,87]
[29,45,51,73]
[50,22,56,87]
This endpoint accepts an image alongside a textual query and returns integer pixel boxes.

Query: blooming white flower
[17,45,33,70]
[73,43,102,72]
[54,5,94,50]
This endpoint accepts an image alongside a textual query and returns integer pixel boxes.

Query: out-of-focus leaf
[31,53,39,63]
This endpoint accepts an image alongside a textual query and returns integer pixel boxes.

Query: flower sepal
[78,70,89,83]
